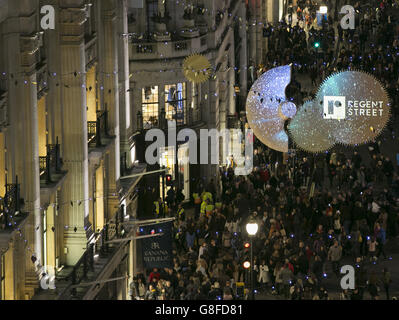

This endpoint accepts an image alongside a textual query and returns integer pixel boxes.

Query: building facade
[0,0,282,300]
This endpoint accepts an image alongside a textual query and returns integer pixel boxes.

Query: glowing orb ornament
[288,101,335,153]
[246,65,296,153]
[279,101,297,120]
[183,54,212,84]
[247,66,390,153]
[314,70,390,146]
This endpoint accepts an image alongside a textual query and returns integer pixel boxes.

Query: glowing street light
[246,221,259,236]
[246,219,259,300]
[319,6,328,14]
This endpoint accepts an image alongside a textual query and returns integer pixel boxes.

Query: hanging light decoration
[183,54,212,84]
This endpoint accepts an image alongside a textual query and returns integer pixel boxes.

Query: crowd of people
[131,143,399,300]
[130,0,399,300]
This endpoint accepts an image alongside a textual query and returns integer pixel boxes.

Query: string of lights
[0,70,119,78]
[0,69,121,92]
[0,190,164,269]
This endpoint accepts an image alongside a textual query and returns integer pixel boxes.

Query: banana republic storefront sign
[141,222,173,268]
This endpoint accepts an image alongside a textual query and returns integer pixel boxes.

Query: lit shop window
[142,86,159,129]
[165,83,186,126]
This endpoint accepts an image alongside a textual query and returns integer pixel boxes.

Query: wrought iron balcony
[56,206,126,300]
[87,110,111,148]
[39,138,63,185]
[0,176,26,231]
[130,35,208,60]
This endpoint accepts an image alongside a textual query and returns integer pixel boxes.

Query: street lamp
[246,221,258,236]
[246,220,258,300]
[319,6,328,14]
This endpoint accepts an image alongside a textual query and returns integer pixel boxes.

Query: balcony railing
[70,243,95,297]
[136,44,153,53]
[58,206,125,299]
[87,110,110,148]
[39,138,63,185]
[130,35,207,60]
[174,41,188,51]
[0,176,24,230]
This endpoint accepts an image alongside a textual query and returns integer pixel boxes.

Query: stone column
[46,0,63,146]
[59,4,89,266]
[117,0,131,163]
[14,231,27,299]
[218,65,227,131]
[42,1,63,269]
[88,162,96,231]
[205,77,218,181]
[4,241,15,300]
[262,0,268,56]
[159,85,165,124]
[228,30,236,117]
[187,82,193,125]
[209,78,218,130]
[116,262,127,300]
[4,5,41,293]
[267,0,281,24]
[131,85,141,133]
[249,0,257,70]
[239,1,248,105]
[46,194,57,272]
[129,232,136,299]
[256,0,263,65]
[98,0,120,220]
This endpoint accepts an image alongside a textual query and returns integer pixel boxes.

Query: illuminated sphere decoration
[314,70,391,146]
[288,100,335,153]
[246,65,295,153]
[247,66,390,153]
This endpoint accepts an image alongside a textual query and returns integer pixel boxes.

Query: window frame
[141,86,160,128]
[165,82,187,126]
